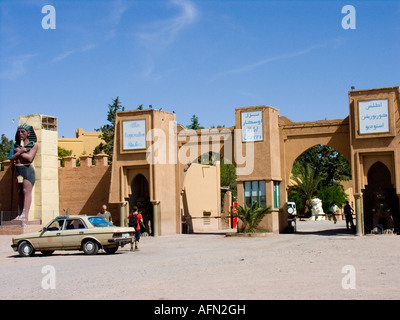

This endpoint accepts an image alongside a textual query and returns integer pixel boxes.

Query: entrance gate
[363,162,400,233]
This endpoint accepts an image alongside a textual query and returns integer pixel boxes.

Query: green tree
[187,114,204,130]
[94,97,124,164]
[58,146,72,167]
[289,162,323,215]
[293,145,351,187]
[220,157,237,201]
[0,134,13,162]
[316,184,348,213]
[235,202,271,233]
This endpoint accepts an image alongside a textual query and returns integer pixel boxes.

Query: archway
[196,151,236,229]
[362,162,399,234]
[288,144,351,216]
[288,144,353,234]
[130,174,154,235]
[181,151,235,233]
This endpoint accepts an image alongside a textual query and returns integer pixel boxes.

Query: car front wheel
[82,239,99,255]
[18,241,35,257]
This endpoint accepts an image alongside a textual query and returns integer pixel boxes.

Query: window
[88,216,113,227]
[65,219,86,229]
[273,181,280,209]
[41,116,57,131]
[244,181,266,208]
[47,219,65,231]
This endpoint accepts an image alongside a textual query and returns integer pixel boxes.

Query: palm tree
[290,162,322,215]
[236,202,271,233]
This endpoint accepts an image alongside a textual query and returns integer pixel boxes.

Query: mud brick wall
[58,154,120,224]
[0,161,19,213]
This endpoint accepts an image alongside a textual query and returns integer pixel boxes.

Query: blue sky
[1,0,399,141]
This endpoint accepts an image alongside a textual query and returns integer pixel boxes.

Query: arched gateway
[108,86,400,236]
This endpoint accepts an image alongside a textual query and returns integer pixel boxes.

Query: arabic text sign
[123,120,146,150]
[359,99,389,134]
[241,111,263,142]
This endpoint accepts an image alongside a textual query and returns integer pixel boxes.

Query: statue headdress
[14,124,37,151]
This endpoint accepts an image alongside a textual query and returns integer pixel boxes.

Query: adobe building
[103,86,400,236]
[0,86,399,236]
[58,128,105,157]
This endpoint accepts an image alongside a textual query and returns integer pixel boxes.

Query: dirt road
[1,220,399,300]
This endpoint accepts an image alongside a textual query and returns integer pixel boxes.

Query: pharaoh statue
[10,124,38,222]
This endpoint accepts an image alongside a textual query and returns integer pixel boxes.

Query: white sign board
[358,99,389,134]
[123,120,146,150]
[241,111,263,142]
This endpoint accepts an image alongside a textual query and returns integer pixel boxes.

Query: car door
[62,218,87,249]
[36,219,65,250]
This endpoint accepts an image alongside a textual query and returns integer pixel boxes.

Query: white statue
[311,198,325,220]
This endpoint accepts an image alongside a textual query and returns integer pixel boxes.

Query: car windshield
[88,217,113,227]
[46,219,65,231]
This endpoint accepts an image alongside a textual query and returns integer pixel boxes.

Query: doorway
[363,162,399,234]
[130,174,154,236]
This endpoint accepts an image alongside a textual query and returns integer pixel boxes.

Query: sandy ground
[1,220,400,300]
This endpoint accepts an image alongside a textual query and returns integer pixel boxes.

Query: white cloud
[136,0,198,51]
[0,54,36,80]
[227,48,315,76]
[210,38,348,82]
[50,40,97,63]
[51,1,128,63]
[51,43,97,63]
[134,0,198,80]
[105,0,129,40]
[51,50,74,63]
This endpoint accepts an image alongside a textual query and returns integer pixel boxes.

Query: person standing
[128,206,143,251]
[97,204,113,224]
[330,203,338,224]
[343,201,354,230]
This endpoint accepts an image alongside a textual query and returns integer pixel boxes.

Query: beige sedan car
[11,215,135,257]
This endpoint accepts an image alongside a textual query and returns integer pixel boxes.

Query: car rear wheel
[82,239,99,255]
[18,241,35,257]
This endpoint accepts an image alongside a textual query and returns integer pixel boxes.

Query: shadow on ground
[295,220,356,236]
[294,228,355,236]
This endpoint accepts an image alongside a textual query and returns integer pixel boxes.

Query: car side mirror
[40,227,47,236]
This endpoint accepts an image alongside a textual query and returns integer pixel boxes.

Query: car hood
[13,230,43,240]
